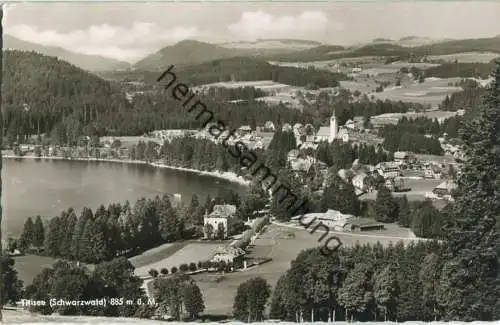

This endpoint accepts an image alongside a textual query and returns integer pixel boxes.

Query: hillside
[133,40,250,71]
[414,36,500,56]
[266,36,500,62]
[4,34,131,72]
[133,39,327,71]
[3,50,131,139]
[220,38,322,51]
[265,44,347,62]
[163,57,347,87]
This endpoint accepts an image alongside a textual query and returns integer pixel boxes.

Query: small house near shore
[210,245,246,269]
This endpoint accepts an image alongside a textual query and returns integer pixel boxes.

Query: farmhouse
[204,204,237,239]
[264,121,276,131]
[352,172,368,191]
[376,162,401,179]
[394,151,416,164]
[210,245,246,269]
[433,180,456,200]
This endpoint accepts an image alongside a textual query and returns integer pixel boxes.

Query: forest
[3,50,430,147]
[424,61,496,79]
[14,191,244,264]
[378,117,446,155]
[163,57,347,88]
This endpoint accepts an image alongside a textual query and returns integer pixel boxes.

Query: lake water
[2,158,244,238]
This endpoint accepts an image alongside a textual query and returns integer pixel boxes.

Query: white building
[394,151,416,164]
[352,172,368,191]
[313,110,349,143]
[264,121,276,131]
[204,204,237,239]
[290,156,315,172]
[425,180,457,202]
[282,123,292,132]
[210,245,246,268]
[376,162,401,179]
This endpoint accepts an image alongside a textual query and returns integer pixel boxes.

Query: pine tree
[182,282,205,319]
[374,186,397,222]
[33,216,45,248]
[44,217,61,257]
[437,62,500,321]
[19,217,35,251]
[373,265,399,321]
[396,195,411,227]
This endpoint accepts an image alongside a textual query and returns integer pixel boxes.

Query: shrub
[216,261,227,272]
[160,268,169,275]
[197,261,203,269]
[171,266,178,274]
[201,261,211,269]
[189,262,197,272]
[180,263,189,272]
[148,269,159,278]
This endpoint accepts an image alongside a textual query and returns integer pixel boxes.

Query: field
[370,109,462,127]
[371,77,463,106]
[359,177,442,202]
[12,223,423,316]
[191,222,418,315]
[133,242,224,277]
[13,255,59,285]
[427,51,500,63]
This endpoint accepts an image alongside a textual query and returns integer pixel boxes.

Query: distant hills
[133,39,324,71]
[220,38,322,51]
[4,34,131,72]
[370,36,448,47]
[265,36,500,62]
[6,34,500,74]
[133,40,245,71]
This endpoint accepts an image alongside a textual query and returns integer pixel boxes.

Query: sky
[4,1,500,63]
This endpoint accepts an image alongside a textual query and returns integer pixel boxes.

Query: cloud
[228,10,342,40]
[5,22,203,62]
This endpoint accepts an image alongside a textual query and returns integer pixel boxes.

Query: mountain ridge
[4,34,131,72]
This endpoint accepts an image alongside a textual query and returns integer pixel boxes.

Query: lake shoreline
[2,153,250,187]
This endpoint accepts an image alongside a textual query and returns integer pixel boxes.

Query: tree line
[171,57,346,88]
[379,117,445,155]
[204,86,267,101]
[424,61,496,79]
[16,190,247,264]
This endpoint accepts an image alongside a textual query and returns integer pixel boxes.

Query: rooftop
[207,204,237,218]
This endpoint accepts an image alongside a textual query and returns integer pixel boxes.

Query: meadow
[191,223,418,315]
[427,51,500,63]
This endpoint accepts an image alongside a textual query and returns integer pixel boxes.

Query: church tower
[328,109,338,143]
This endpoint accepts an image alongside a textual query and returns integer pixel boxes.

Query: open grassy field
[428,51,500,63]
[13,255,59,285]
[192,222,418,315]
[371,77,463,106]
[130,242,188,271]
[370,109,461,127]
[134,242,224,277]
[359,177,442,202]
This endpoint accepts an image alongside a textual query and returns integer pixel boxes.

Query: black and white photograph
[0,1,499,324]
